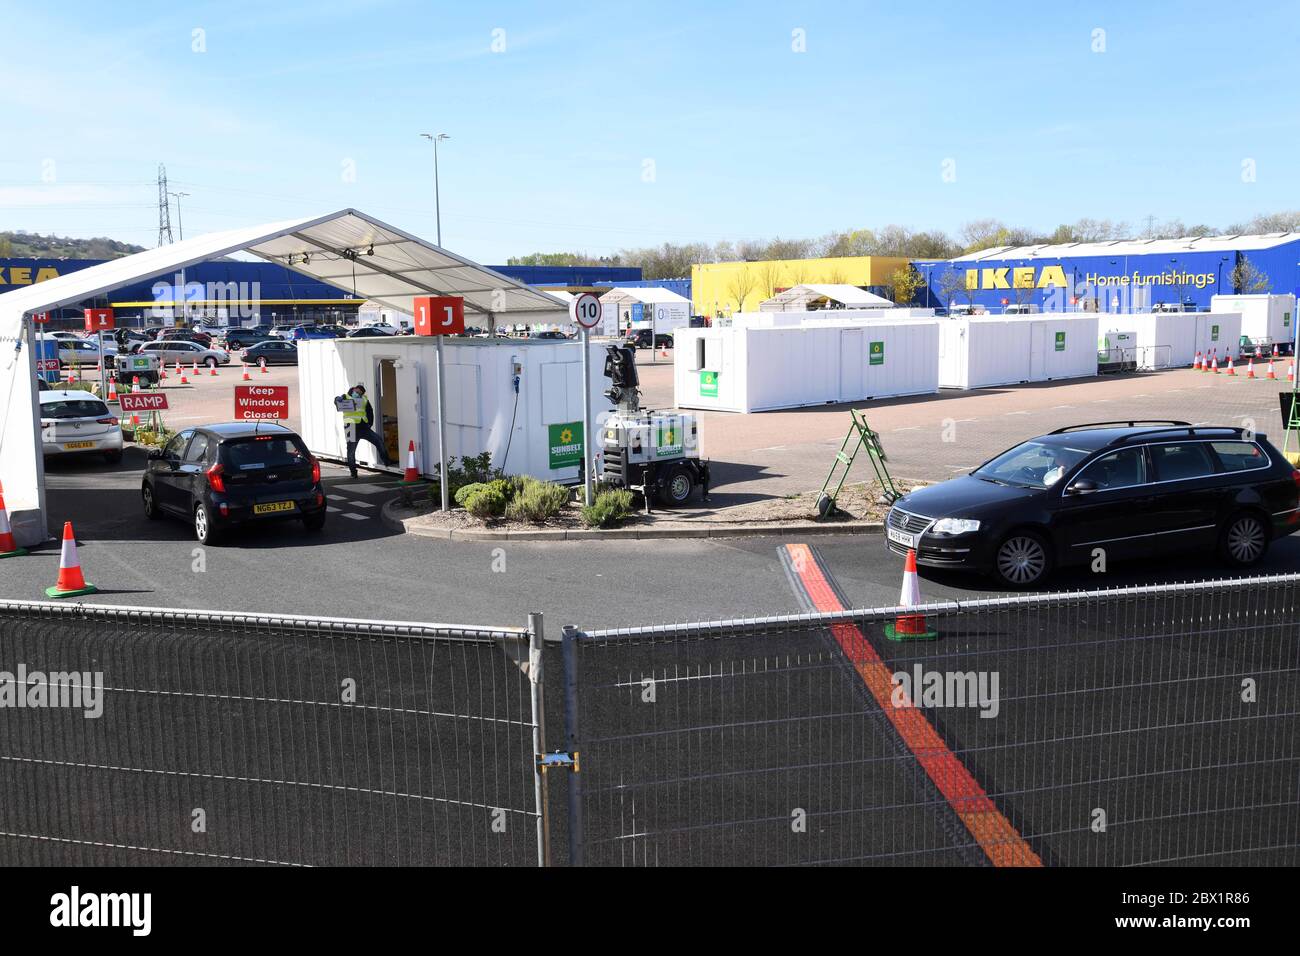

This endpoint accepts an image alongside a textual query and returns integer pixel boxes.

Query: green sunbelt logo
[869,341,884,366]
[547,422,583,469]
[699,370,718,396]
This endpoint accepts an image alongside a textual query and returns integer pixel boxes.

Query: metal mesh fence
[0,602,542,867]
[566,575,1300,866]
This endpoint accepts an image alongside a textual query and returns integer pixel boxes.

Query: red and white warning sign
[234,385,289,420]
[118,392,170,413]
[83,308,115,332]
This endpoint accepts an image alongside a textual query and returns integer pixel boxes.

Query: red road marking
[785,543,1041,867]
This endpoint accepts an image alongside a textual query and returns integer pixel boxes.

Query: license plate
[253,501,295,514]
[63,441,95,450]
[887,527,916,548]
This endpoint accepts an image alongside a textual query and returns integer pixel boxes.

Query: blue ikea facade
[913,236,1300,313]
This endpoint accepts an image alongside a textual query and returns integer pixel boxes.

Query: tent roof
[598,286,690,304]
[0,209,567,332]
[766,284,894,307]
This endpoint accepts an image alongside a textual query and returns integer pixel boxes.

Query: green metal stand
[816,410,901,518]
[1282,387,1300,465]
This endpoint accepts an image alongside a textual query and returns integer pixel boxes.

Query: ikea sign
[0,264,62,286]
[965,265,1069,291]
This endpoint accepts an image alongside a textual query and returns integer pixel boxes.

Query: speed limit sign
[570,292,602,329]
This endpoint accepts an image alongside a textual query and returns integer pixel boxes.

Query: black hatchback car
[142,423,326,544]
[886,421,1300,587]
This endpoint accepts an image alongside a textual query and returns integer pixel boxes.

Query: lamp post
[169,190,191,325]
[419,132,450,246]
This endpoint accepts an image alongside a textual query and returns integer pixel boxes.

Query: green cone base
[884,622,938,642]
[0,548,27,559]
[45,583,97,599]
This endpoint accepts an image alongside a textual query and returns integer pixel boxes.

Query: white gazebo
[759,283,894,312]
[0,208,567,546]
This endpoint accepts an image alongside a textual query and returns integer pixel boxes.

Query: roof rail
[1112,425,1242,445]
[1049,420,1190,434]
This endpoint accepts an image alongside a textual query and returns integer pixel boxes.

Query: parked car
[347,326,392,338]
[223,328,279,350]
[269,324,300,340]
[137,339,231,368]
[624,329,673,349]
[884,421,1300,588]
[291,324,341,341]
[160,328,214,347]
[141,423,327,544]
[529,330,569,341]
[39,391,123,464]
[241,340,298,366]
[355,323,400,336]
[55,338,113,367]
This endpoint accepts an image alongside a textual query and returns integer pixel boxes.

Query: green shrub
[436,452,505,502]
[463,485,508,520]
[505,477,570,522]
[454,482,488,507]
[581,488,634,528]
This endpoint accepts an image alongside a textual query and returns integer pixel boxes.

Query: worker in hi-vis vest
[336,383,394,478]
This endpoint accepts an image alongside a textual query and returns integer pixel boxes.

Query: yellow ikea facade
[691,255,910,315]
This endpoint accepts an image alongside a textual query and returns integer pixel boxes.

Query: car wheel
[205,356,217,368]
[141,482,160,519]
[657,464,694,507]
[303,511,326,532]
[193,502,221,544]
[1219,512,1268,566]
[992,530,1052,588]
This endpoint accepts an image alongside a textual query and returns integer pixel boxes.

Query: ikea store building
[916,234,1300,313]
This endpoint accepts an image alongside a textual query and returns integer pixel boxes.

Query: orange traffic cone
[1289,362,1296,382]
[241,361,250,381]
[884,550,937,642]
[45,521,95,598]
[209,362,218,377]
[1211,354,1220,374]
[260,357,268,374]
[132,375,141,392]
[0,490,27,558]
[1268,360,1277,380]
[106,378,118,402]
[1273,343,1280,358]
[1246,358,1255,379]
[1227,355,1236,376]
[191,359,198,376]
[179,367,189,385]
[159,364,167,380]
[402,440,420,483]
[1193,351,1202,371]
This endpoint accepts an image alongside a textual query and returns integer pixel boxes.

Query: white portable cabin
[938,315,1099,389]
[674,320,940,413]
[598,287,691,337]
[1210,294,1295,349]
[758,284,894,312]
[1113,312,1244,369]
[298,337,613,482]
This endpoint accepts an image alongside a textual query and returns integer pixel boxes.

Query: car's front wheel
[142,482,160,519]
[991,530,1052,588]
[1219,512,1269,567]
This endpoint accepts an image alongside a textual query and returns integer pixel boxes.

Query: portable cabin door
[1029,322,1046,379]
[839,329,862,401]
[374,354,425,474]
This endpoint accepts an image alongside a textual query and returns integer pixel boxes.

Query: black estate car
[886,421,1300,587]
[142,423,326,544]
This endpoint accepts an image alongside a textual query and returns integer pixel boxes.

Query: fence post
[561,624,584,867]
[527,612,550,867]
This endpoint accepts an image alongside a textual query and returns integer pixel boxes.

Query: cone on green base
[885,549,938,642]
[44,521,96,599]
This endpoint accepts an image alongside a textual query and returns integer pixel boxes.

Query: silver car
[39,391,124,464]
[137,339,231,368]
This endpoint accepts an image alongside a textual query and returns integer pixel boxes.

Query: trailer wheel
[658,463,694,507]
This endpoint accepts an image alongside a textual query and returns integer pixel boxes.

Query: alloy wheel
[1227,517,1266,563]
[997,535,1046,585]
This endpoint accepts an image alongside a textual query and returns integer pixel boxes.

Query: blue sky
[1,0,1297,262]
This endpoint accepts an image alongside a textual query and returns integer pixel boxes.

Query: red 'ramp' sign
[118,392,170,413]
[234,385,289,420]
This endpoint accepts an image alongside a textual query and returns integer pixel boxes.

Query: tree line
[507,210,1300,280]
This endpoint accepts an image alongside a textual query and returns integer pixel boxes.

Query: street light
[419,132,450,246]
[168,191,191,324]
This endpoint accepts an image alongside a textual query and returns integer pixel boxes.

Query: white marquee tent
[759,284,894,312]
[0,208,567,546]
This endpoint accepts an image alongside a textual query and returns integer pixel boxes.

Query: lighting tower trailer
[597,345,710,509]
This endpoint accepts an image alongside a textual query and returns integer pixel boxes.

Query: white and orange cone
[402,440,420,482]
[259,356,268,374]
[132,375,141,392]
[1211,354,1220,374]
[1193,351,1202,371]
[1268,359,1277,380]
[106,378,118,402]
[1246,358,1255,379]
[45,521,95,598]
[241,361,250,381]
[0,490,27,558]
[209,362,218,376]
[885,549,937,642]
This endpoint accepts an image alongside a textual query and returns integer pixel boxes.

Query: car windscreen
[220,436,310,471]
[973,440,1092,489]
[42,399,109,420]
